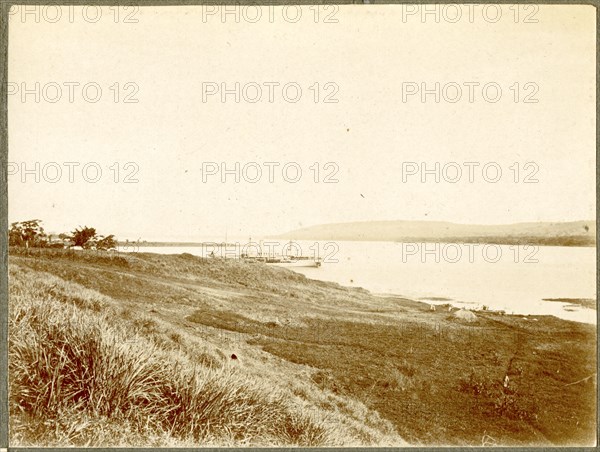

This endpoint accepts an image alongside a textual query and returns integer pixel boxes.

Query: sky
[7,4,596,241]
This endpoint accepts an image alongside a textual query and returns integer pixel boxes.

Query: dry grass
[9,264,396,446]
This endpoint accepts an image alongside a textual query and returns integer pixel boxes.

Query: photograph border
[1,0,598,450]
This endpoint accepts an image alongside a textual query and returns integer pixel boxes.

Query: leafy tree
[68,227,117,250]
[9,219,47,248]
[96,234,117,250]
[71,226,97,248]
[10,221,117,251]
[8,225,23,247]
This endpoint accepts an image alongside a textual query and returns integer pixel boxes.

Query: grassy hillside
[273,220,596,246]
[8,248,597,446]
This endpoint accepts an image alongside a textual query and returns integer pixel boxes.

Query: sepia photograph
[3,2,598,448]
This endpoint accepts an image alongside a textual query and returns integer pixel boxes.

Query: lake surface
[127,240,597,324]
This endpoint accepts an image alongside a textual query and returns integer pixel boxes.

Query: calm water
[128,240,597,324]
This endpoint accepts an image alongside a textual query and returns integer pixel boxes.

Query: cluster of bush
[9,219,117,251]
[458,370,537,422]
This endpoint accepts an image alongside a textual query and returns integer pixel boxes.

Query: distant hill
[273,220,596,246]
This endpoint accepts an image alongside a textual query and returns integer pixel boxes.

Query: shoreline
[15,246,597,325]
[370,292,598,326]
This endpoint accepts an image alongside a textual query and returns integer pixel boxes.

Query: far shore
[120,237,596,248]
[544,298,597,311]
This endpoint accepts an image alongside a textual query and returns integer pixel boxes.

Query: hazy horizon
[36,218,596,243]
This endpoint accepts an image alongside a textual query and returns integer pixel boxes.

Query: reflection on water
[128,241,597,324]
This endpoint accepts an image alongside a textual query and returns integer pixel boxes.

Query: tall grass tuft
[8,267,334,446]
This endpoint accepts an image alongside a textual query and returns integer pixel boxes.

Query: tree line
[9,219,117,250]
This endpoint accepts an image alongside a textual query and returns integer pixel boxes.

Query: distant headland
[271,220,596,246]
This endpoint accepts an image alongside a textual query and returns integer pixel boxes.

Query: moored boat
[241,254,322,267]
[271,257,322,268]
